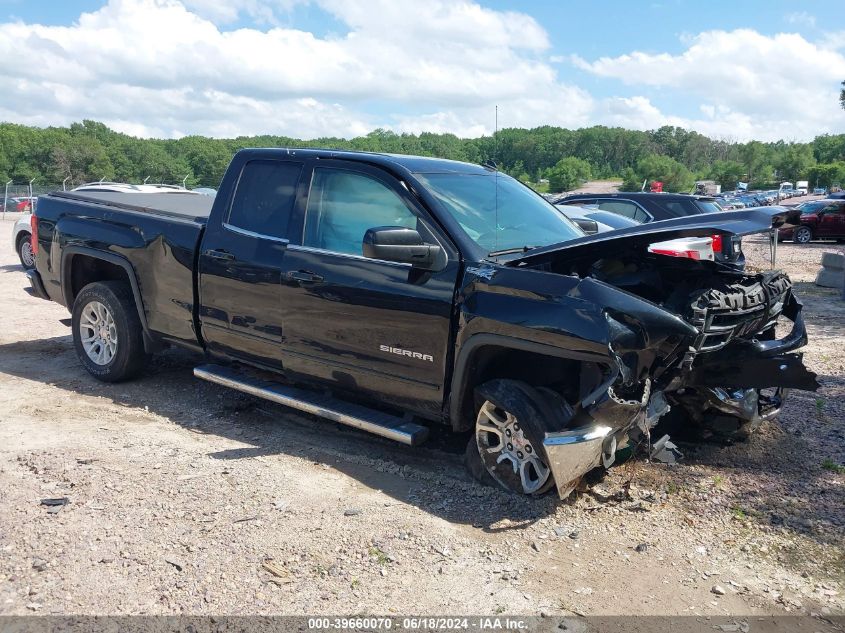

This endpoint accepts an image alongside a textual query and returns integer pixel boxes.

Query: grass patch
[822,459,845,474]
[368,546,389,565]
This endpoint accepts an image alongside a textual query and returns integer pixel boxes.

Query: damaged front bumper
[542,289,818,500]
[543,425,613,499]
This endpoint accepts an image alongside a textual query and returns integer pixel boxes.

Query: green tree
[738,141,770,186]
[620,167,642,192]
[812,134,845,163]
[775,144,815,183]
[807,162,845,189]
[709,160,745,190]
[629,154,694,192]
[546,157,592,192]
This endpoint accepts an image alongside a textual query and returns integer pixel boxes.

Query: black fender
[447,333,611,431]
[61,246,160,352]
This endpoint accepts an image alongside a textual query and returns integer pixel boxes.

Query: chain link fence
[2,183,64,218]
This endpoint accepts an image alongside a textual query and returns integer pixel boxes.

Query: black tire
[16,232,35,270]
[71,281,149,382]
[466,379,567,496]
[794,226,813,244]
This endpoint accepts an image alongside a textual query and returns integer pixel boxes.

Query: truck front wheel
[466,379,558,496]
[71,281,148,382]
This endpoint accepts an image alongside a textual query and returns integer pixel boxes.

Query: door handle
[205,249,235,261]
[286,270,323,283]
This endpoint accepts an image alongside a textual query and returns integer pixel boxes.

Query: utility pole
[3,180,11,220]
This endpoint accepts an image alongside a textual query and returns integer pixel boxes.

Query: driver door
[279,161,460,417]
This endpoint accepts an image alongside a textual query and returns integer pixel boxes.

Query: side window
[227,160,303,239]
[597,200,647,223]
[304,168,417,256]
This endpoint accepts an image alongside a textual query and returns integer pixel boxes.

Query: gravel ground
[0,217,842,620]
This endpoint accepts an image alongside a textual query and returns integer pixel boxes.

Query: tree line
[2,119,845,194]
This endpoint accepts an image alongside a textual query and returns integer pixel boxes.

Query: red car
[778,199,845,244]
[15,197,37,213]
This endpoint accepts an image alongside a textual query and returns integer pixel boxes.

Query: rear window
[650,198,704,218]
[695,200,723,214]
[596,200,650,223]
[227,160,303,239]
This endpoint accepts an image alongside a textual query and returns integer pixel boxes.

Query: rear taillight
[711,234,723,253]
[30,214,38,256]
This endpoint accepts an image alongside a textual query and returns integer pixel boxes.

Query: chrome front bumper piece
[543,425,612,499]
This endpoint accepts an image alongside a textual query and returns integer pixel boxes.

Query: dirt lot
[0,217,843,619]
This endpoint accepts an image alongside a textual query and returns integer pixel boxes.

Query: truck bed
[49,191,213,222]
[34,190,210,349]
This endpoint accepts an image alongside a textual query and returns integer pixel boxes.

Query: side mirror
[570,217,599,235]
[362,227,442,270]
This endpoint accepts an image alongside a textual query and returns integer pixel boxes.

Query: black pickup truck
[27,148,818,498]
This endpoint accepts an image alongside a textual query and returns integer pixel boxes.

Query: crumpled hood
[505,209,776,267]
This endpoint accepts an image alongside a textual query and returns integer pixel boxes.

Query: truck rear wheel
[71,281,148,382]
[466,379,559,496]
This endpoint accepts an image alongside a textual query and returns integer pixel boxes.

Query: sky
[1,0,844,141]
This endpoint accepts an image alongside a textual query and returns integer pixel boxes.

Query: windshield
[417,172,583,254]
[802,201,827,213]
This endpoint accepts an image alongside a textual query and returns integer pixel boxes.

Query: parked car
[12,213,36,269]
[26,149,817,498]
[776,199,845,243]
[813,187,827,196]
[826,191,845,200]
[557,192,739,262]
[15,196,37,212]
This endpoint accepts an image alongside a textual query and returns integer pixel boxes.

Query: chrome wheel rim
[795,228,811,243]
[475,400,550,494]
[20,240,35,268]
[79,301,117,365]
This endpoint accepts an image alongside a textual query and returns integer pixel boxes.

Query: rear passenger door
[198,159,305,368]
[280,161,460,418]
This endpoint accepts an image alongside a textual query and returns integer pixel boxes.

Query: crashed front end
[506,210,819,498]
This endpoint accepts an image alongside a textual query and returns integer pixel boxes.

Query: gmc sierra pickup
[27,148,818,498]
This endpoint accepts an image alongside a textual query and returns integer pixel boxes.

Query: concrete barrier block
[820,251,845,270]
[815,268,845,288]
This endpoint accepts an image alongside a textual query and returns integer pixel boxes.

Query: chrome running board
[194,363,429,446]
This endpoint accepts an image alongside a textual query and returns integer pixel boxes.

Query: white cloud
[575,29,845,141]
[784,11,816,28]
[0,5,843,142]
[0,0,570,138]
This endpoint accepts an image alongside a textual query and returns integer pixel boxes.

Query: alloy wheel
[78,301,118,365]
[19,239,35,268]
[475,400,551,494]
